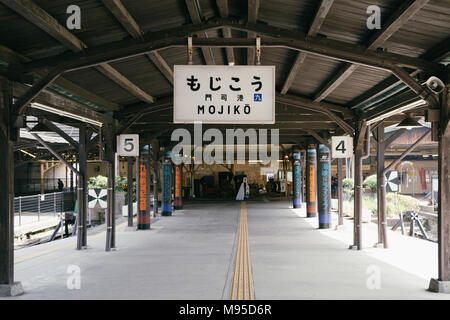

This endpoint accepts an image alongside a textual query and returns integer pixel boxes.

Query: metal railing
[14,191,75,227]
[14,178,72,196]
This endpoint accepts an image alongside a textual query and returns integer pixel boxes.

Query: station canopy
[0,0,449,158]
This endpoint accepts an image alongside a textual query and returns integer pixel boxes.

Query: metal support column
[377,125,387,247]
[306,145,317,217]
[0,78,23,296]
[77,123,88,249]
[429,87,450,293]
[317,144,331,229]
[337,158,344,226]
[105,160,114,251]
[352,122,370,250]
[292,148,302,208]
[353,148,363,249]
[127,157,133,227]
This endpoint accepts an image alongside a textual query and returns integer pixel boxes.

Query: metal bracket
[188,36,193,65]
[256,37,261,65]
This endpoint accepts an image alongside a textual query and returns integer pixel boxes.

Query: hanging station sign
[174,65,275,124]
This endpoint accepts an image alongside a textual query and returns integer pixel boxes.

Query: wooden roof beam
[281,0,334,95]
[101,0,173,85]
[350,36,450,109]
[3,0,155,106]
[312,0,431,103]
[185,0,215,65]
[217,0,235,65]
[247,0,260,65]
[24,19,444,75]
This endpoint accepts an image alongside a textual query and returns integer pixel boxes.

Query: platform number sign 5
[331,136,353,158]
[118,134,139,157]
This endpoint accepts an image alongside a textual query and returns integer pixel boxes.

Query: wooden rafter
[25,20,444,76]
[281,0,335,95]
[185,0,215,65]
[216,0,235,65]
[2,0,155,105]
[350,36,450,109]
[312,0,431,103]
[101,0,173,85]
[1,43,120,112]
[247,0,260,65]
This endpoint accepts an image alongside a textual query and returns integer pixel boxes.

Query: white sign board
[174,65,275,124]
[385,170,400,192]
[117,134,139,157]
[331,136,353,158]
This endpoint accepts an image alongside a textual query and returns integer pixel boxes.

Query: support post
[146,153,151,220]
[174,163,183,210]
[162,151,173,216]
[292,148,302,208]
[353,148,363,249]
[351,122,370,250]
[376,125,387,248]
[137,156,150,229]
[306,144,318,217]
[153,160,159,216]
[127,157,133,227]
[337,157,344,226]
[317,144,331,229]
[429,86,450,293]
[105,160,114,251]
[0,77,23,296]
[77,123,88,249]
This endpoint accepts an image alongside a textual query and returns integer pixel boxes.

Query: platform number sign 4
[118,134,139,157]
[331,136,353,158]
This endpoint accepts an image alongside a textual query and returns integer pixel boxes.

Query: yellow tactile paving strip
[230,201,254,300]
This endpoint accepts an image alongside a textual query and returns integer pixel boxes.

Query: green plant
[343,178,354,200]
[343,178,354,190]
[363,196,378,215]
[88,175,136,202]
[386,193,420,218]
[88,175,108,188]
[363,175,377,193]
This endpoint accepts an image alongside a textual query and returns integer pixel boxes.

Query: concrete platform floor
[3,200,450,300]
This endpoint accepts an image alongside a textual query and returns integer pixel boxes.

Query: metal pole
[337,158,344,226]
[105,160,113,251]
[127,157,133,227]
[353,123,370,249]
[38,195,40,222]
[79,124,87,248]
[376,125,385,246]
[19,197,21,226]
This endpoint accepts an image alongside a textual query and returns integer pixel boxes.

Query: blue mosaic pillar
[161,151,173,216]
[292,150,302,208]
[317,144,331,229]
